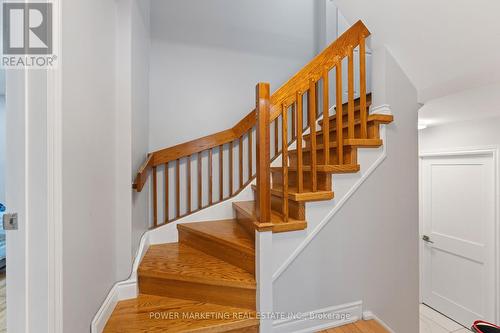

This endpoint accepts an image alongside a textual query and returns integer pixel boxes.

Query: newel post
[255,83,271,223]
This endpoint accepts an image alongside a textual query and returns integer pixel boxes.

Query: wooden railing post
[255,83,271,223]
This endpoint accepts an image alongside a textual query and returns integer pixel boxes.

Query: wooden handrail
[133,20,371,229]
[268,20,370,121]
[133,20,370,191]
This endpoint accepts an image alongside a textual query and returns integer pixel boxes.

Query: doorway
[419,149,498,330]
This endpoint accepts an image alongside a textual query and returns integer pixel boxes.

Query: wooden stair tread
[104,294,258,333]
[251,184,333,201]
[178,220,255,255]
[325,112,392,127]
[271,164,360,173]
[139,243,256,289]
[328,93,372,117]
[293,139,383,152]
[233,200,307,232]
[305,114,394,140]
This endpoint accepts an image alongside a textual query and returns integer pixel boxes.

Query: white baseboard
[363,311,397,333]
[273,301,363,333]
[90,232,151,333]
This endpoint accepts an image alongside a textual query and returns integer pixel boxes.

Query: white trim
[256,231,273,333]
[362,311,396,333]
[273,108,391,280]
[47,0,63,331]
[419,145,500,324]
[369,104,392,115]
[91,232,151,333]
[90,280,137,333]
[273,301,363,333]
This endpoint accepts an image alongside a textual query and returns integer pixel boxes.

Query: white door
[421,152,496,327]
[5,69,28,332]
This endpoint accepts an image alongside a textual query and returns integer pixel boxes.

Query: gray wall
[62,0,118,331]
[148,0,318,151]
[274,50,420,333]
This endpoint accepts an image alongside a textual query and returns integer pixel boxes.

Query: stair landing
[104,294,258,333]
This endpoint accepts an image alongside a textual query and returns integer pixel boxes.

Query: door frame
[419,146,500,324]
[4,1,63,332]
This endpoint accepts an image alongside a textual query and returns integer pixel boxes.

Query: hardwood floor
[320,320,389,333]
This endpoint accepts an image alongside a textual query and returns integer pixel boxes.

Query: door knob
[422,235,434,244]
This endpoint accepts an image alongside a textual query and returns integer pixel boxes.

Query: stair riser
[178,229,255,275]
[289,146,358,166]
[250,186,306,219]
[307,122,381,146]
[271,169,332,192]
[139,275,256,310]
[235,211,257,237]
[271,195,305,220]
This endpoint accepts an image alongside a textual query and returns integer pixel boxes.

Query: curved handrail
[133,20,370,192]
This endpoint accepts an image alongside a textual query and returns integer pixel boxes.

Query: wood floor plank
[318,320,388,333]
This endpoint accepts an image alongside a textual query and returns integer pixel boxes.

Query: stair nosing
[251,184,334,201]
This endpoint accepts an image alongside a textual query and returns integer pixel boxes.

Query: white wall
[0,95,5,204]
[420,116,500,152]
[148,0,318,151]
[273,49,420,333]
[61,0,118,332]
[115,0,151,281]
[130,0,151,273]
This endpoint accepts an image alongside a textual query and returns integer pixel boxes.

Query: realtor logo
[3,3,52,54]
[2,2,56,68]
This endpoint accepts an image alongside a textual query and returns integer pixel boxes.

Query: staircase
[103,20,393,332]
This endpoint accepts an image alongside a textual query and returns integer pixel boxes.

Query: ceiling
[418,83,500,127]
[333,0,500,103]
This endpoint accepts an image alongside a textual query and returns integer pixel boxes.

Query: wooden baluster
[348,48,355,139]
[186,156,191,214]
[255,83,271,223]
[296,91,304,193]
[308,79,317,192]
[274,118,279,157]
[291,104,296,142]
[208,148,213,205]
[198,152,202,209]
[336,62,344,164]
[219,145,224,201]
[152,166,158,227]
[239,136,243,187]
[359,36,368,138]
[164,163,169,223]
[229,141,233,195]
[176,159,180,218]
[248,130,253,178]
[322,70,330,165]
[282,103,289,222]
